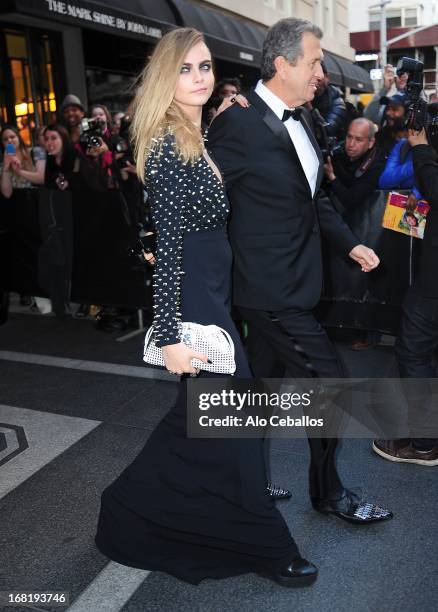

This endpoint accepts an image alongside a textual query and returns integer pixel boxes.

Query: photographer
[364,64,408,125]
[373,128,438,465]
[312,61,348,139]
[324,118,385,209]
[375,94,409,155]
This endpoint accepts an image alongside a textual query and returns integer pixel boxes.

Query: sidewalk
[0,313,436,612]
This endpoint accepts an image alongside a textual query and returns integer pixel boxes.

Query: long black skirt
[95,228,299,584]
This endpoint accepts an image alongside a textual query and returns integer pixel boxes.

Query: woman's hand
[10,157,22,174]
[213,94,250,121]
[2,154,17,171]
[162,342,210,375]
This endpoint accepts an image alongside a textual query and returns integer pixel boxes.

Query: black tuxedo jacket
[208,89,360,311]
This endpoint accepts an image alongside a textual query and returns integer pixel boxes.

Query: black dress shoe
[267,483,292,500]
[311,489,393,524]
[259,558,318,588]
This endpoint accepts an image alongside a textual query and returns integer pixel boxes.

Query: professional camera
[127,223,155,271]
[396,57,428,132]
[112,115,134,168]
[396,58,438,140]
[311,108,342,161]
[79,116,106,148]
[397,57,424,98]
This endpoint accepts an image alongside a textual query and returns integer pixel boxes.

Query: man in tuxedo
[208,18,392,526]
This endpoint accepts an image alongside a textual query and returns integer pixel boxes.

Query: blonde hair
[130,27,209,181]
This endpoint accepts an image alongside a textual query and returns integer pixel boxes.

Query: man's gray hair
[261,18,323,81]
[351,117,377,140]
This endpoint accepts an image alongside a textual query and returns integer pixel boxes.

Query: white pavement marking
[66,561,150,612]
[0,404,100,499]
[0,350,175,382]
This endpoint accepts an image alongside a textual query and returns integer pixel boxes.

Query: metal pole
[435,46,438,91]
[370,0,392,68]
[380,2,387,67]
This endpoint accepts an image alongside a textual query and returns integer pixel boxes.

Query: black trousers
[395,287,438,451]
[239,306,346,500]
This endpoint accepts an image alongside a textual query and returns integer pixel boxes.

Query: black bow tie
[282,108,302,122]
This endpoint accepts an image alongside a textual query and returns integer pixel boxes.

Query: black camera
[127,223,155,270]
[112,115,134,168]
[79,116,106,148]
[311,109,342,161]
[396,57,424,98]
[396,57,428,132]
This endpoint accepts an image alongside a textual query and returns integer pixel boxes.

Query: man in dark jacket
[324,118,385,209]
[209,18,392,552]
[373,129,438,465]
[312,61,347,139]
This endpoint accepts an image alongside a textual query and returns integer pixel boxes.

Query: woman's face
[2,129,20,151]
[44,130,63,157]
[174,41,214,112]
[91,107,108,128]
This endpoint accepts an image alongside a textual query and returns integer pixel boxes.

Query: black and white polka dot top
[145,133,229,347]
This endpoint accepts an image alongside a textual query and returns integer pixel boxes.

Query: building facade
[205,0,355,60]
[348,0,438,96]
[348,0,437,33]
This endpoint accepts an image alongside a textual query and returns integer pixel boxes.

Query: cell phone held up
[5,143,16,155]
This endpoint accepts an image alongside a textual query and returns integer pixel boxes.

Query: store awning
[325,51,373,92]
[323,53,343,87]
[0,0,178,41]
[171,0,266,66]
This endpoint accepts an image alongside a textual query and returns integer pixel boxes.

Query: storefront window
[5,30,34,144]
[0,27,60,144]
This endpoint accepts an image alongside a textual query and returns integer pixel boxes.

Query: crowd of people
[1,43,436,329]
[0,95,147,327]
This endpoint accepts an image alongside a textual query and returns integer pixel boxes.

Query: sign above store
[44,0,162,38]
[1,0,178,42]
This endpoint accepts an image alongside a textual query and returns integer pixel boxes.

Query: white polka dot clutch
[143,322,236,374]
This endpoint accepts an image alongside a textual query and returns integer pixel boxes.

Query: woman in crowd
[38,124,107,317]
[0,125,36,197]
[95,28,311,588]
[90,104,113,139]
[0,125,43,308]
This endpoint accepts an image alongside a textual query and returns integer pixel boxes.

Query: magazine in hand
[382,191,430,239]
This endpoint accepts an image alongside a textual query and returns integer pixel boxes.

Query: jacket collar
[246,89,323,195]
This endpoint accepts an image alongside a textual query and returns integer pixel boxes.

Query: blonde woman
[95,28,316,587]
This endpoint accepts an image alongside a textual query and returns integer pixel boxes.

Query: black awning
[0,0,178,42]
[323,53,343,88]
[171,0,266,66]
[325,52,373,92]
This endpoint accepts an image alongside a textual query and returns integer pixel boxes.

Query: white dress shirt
[254,80,319,197]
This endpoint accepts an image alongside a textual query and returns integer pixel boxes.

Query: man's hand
[349,244,380,272]
[383,64,395,90]
[407,128,428,148]
[324,156,336,181]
